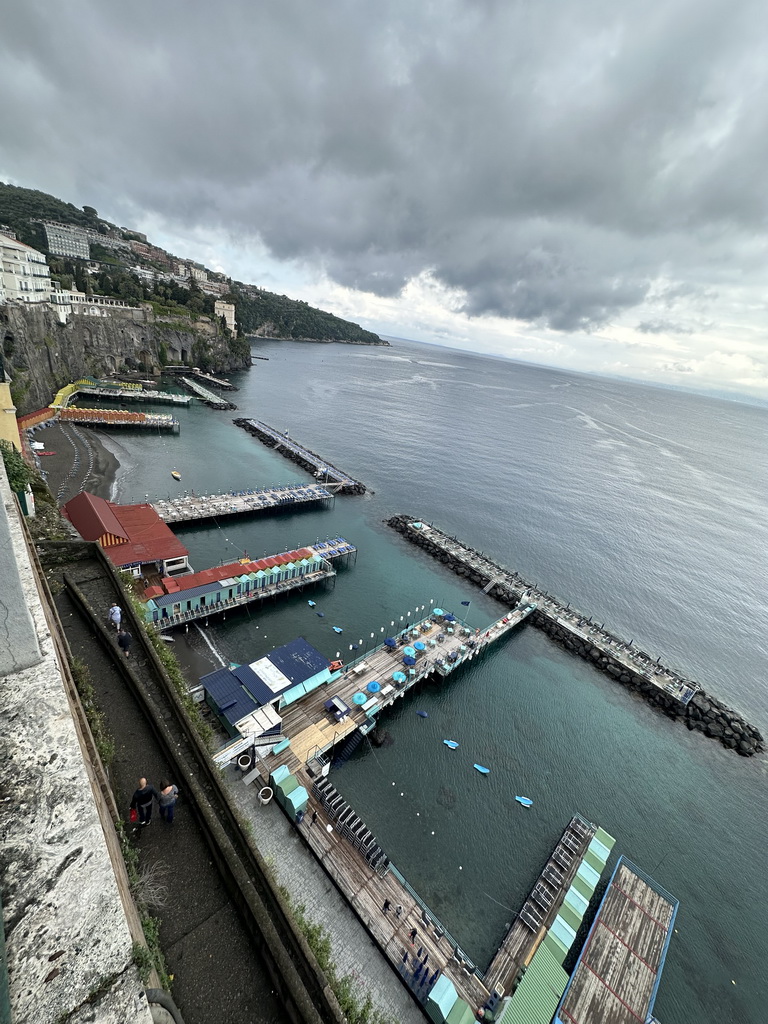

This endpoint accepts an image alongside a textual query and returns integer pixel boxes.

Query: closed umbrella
[414,641,426,651]
[403,655,416,666]
[366,680,381,693]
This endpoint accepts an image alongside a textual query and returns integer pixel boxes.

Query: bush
[0,438,32,492]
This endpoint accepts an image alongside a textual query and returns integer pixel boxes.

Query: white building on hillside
[214,299,236,333]
[0,233,55,305]
[43,222,90,260]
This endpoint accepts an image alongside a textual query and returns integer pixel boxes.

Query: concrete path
[225,767,424,1024]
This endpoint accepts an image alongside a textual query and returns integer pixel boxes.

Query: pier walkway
[180,376,237,409]
[234,419,366,494]
[256,605,533,780]
[152,482,335,524]
[389,517,698,705]
[58,407,180,432]
[77,385,190,406]
[150,561,337,630]
[164,367,238,390]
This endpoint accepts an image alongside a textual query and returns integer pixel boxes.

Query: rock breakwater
[387,514,764,757]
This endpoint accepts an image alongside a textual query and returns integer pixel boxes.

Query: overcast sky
[2,0,768,398]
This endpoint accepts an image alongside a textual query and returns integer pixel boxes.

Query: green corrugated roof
[543,931,569,965]
[497,942,568,1024]
[570,872,594,901]
[564,885,589,917]
[583,847,606,875]
[593,826,616,850]
[556,901,582,933]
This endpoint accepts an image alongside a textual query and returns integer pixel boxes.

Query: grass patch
[286,896,397,1024]
[70,656,116,769]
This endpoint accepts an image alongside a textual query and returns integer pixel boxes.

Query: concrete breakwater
[387,514,764,757]
[234,418,366,494]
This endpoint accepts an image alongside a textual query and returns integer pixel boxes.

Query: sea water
[112,338,768,1024]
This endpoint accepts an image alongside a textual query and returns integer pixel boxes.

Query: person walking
[383,899,392,913]
[108,603,122,630]
[396,904,403,918]
[117,628,133,659]
[157,780,179,824]
[130,777,157,826]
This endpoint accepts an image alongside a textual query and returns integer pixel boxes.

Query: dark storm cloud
[2,0,767,331]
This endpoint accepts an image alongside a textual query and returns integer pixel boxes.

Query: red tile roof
[62,491,188,568]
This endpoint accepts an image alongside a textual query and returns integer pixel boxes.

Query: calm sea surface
[109,339,768,1024]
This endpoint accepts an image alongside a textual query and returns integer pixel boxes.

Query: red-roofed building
[62,491,191,578]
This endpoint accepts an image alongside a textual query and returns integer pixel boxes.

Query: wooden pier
[483,815,597,996]
[234,418,366,494]
[57,408,180,432]
[255,606,531,774]
[76,385,190,406]
[150,561,337,630]
[388,516,698,705]
[152,482,335,524]
[163,367,238,390]
[180,376,237,409]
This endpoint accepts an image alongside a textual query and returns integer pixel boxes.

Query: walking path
[225,769,423,1024]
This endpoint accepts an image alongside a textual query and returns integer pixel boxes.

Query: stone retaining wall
[386,514,764,757]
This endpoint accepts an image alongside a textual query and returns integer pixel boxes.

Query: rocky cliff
[1,304,250,414]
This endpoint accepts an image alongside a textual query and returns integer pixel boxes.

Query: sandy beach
[28,422,120,505]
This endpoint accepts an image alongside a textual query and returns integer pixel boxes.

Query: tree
[82,205,98,218]
[0,439,32,492]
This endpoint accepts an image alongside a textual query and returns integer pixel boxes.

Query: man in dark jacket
[117,628,133,659]
[130,777,157,826]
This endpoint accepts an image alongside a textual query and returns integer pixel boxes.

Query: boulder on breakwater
[386,514,764,757]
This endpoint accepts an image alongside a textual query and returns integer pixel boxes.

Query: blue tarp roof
[200,666,258,728]
[204,637,330,712]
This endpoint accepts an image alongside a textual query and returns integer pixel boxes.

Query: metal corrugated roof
[497,941,568,1024]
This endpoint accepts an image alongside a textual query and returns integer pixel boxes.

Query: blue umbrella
[403,655,416,666]
[352,692,367,705]
[433,608,444,616]
[443,613,456,622]
[392,671,407,683]
[413,641,426,651]
[366,680,381,693]
[384,637,397,648]
[404,646,417,657]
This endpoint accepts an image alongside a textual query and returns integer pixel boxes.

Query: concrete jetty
[164,366,238,390]
[152,482,335,524]
[234,418,366,494]
[179,376,237,409]
[387,514,764,756]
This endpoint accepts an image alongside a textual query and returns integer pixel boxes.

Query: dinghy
[443,740,459,749]
[515,796,533,807]
[308,600,316,607]
[416,710,429,718]
[332,626,343,633]
[473,764,490,774]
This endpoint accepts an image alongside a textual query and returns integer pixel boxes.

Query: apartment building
[214,299,236,333]
[43,222,90,260]
[1,233,55,304]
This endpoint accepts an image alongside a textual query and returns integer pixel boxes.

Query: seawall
[386,514,764,757]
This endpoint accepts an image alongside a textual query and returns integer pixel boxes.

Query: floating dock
[554,857,678,1024]
[234,418,366,494]
[57,408,180,432]
[152,482,335,524]
[179,376,237,409]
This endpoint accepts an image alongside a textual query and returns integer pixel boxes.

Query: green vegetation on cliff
[232,284,385,344]
[1,181,386,347]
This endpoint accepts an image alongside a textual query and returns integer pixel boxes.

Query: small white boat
[515,795,533,807]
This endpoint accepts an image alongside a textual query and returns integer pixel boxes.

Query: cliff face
[1,304,250,414]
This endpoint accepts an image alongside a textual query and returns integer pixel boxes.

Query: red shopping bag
[129,808,138,823]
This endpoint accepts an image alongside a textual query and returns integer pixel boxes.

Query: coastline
[31,422,120,505]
